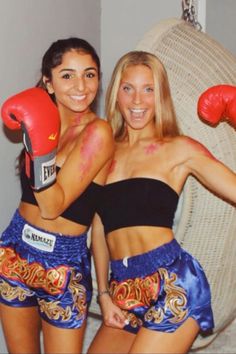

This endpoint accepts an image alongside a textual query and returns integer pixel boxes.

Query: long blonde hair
[105,51,180,140]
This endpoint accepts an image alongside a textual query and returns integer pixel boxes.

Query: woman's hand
[99,294,128,329]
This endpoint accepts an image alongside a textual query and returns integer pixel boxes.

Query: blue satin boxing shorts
[0,209,92,329]
[109,239,214,334]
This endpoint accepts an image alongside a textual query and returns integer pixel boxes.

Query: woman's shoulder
[87,116,113,135]
[79,116,114,152]
[170,135,212,158]
[170,135,202,149]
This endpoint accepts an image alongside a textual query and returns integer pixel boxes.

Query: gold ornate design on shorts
[124,311,143,328]
[145,268,188,324]
[68,271,87,320]
[0,278,34,301]
[110,272,160,309]
[0,247,69,295]
[38,270,87,322]
[39,298,72,322]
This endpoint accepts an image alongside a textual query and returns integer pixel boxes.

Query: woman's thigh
[129,317,199,354]
[88,323,136,354]
[42,319,86,354]
[0,303,41,354]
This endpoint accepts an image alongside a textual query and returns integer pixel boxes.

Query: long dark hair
[37,37,100,95]
[17,37,100,174]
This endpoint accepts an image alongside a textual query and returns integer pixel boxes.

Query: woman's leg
[129,317,199,354]
[42,319,86,354]
[88,323,136,354]
[0,303,41,354]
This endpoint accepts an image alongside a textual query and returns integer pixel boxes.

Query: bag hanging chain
[181,0,202,31]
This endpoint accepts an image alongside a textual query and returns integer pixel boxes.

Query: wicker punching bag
[136,18,236,349]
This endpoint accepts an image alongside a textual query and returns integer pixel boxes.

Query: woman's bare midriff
[106,226,174,260]
[19,202,88,236]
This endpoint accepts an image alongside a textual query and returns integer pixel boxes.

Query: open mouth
[130,108,146,119]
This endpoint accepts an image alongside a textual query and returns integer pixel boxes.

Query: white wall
[100,0,182,116]
[100,0,236,117]
[0,0,100,232]
[206,0,236,55]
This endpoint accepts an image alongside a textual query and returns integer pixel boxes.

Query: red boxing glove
[1,87,60,190]
[197,85,236,127]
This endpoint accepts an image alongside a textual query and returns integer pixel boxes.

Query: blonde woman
[88,51,236,353]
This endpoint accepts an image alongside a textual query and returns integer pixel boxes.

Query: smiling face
[44,50,99,116]
[117,64,156,131]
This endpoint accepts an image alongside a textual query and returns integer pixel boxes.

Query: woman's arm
[91,213,110,296]
[91,213,126,328]
[34,119,115,219]
[181,136,236,203]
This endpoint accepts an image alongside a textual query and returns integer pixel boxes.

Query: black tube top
[97,178,179,235]
[20,166,102,226]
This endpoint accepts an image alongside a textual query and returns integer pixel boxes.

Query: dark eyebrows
[59,67,98,73]
[59,68,74,73]
[85,67,98,72]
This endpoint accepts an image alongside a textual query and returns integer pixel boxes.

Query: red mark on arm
[79,124,104,179]
[186,138,216,159]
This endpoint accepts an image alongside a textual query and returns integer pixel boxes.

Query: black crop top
[97,178,179,234]
[20,166,102,226]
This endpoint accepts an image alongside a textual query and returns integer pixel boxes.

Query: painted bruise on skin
[75,113,84,125]
[108,159,116,175]
[186,137,216,159]
[144,143,160,155]
[60,126,77,150]
[78,123,104,180]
